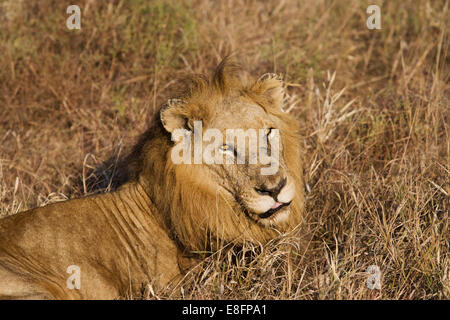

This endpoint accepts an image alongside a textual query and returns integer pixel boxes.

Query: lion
[0,59,305,299]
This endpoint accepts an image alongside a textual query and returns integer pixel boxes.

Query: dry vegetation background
[0,0,448,299]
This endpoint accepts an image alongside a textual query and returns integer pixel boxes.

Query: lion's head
[132,60,305,252]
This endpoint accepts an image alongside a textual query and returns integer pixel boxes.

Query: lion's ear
[255,73,285,110]
[160,99,188,133]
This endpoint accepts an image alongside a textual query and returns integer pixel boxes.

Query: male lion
[0,60,305,299]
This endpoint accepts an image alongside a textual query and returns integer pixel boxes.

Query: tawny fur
[0,59,305,299]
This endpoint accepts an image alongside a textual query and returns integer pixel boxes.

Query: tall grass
[0,0,448,299]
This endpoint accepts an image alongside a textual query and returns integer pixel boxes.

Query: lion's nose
[254,178,287,198]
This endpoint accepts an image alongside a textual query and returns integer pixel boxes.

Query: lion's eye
[266,128,276,139]
[219,144,233,153]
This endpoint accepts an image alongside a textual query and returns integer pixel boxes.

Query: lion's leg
[0,265,55,300]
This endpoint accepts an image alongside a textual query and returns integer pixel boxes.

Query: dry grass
[0,0,448,299]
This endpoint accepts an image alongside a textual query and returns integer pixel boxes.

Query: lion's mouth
[258,201,291,219]
[226,187,292,223]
